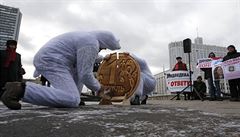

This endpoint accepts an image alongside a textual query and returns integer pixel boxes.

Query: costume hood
[91,31,121,50]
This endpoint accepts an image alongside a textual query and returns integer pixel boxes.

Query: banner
[166,71,191,92]
[197,58,222,68]
[221,56,240,80]
[197,58,212,68]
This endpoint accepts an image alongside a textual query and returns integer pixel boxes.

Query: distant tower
[195,28,203,45]
[0,4,22,50]
[194,37,203,45]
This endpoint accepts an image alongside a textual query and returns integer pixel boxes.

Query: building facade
[154,37,229,95]
[0,4,22,50]
[154,70,169,95]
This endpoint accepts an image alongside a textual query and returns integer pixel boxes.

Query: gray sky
[1,0,240,79]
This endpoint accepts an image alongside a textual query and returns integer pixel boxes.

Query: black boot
[79,101,86,106]
[1,82,25,110]
[141,95,148,105]
[130,95,140,105]
[176,94,180,100]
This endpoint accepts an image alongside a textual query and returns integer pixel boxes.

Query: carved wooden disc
[97,53,140,101]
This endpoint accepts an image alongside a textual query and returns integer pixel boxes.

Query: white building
[154,70,169,95]
[0,4,22,50]
[154,37,228,95]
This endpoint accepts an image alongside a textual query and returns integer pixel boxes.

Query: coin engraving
[97,53,140,101]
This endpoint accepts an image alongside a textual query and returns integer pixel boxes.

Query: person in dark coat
[193,76,206,100]
[172,57,187,71]
[222,45,240,101]
[0,40,23,97]
[200,52,222,101]
[172,57,189,100]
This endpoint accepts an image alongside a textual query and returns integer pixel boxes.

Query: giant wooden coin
[97,53,140,102]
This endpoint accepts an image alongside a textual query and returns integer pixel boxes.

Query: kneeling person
[130,54,156,105]
[1,31,121,110]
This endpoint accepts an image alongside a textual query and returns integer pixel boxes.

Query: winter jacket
[172,62,187,71]
[223,50,240,61]
[0,50,22,89]
[200,52,218,80]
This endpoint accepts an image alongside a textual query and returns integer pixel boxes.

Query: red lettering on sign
[170,81,191,87]
[199,63,211,68]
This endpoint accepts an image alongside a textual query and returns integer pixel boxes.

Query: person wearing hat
[1,31,121,110]
[172,56,188,100]
[172,57,187,71]
[192,76,206,100]
[200,52,223,101]
[0,40,23,98]
[223,45,240,101]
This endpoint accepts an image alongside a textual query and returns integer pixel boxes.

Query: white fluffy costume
[23,31,120,107]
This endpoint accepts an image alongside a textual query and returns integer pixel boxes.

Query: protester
[1,30,121,110]
[222,45,240,101]
[0,40,23,98]
[193,76,206,100]
[172,57,189,100]
[172,57,187,71]
[200,52,222,101]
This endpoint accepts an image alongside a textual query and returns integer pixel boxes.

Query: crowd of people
[0,31,239,110]
[172,45,240,102]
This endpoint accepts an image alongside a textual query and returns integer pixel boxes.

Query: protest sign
[197,58,222,68]
[197,58,212,68]
[221,56,240,80]
[166,71,191,92]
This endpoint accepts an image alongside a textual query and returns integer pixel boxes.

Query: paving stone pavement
[0,100,239,137]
